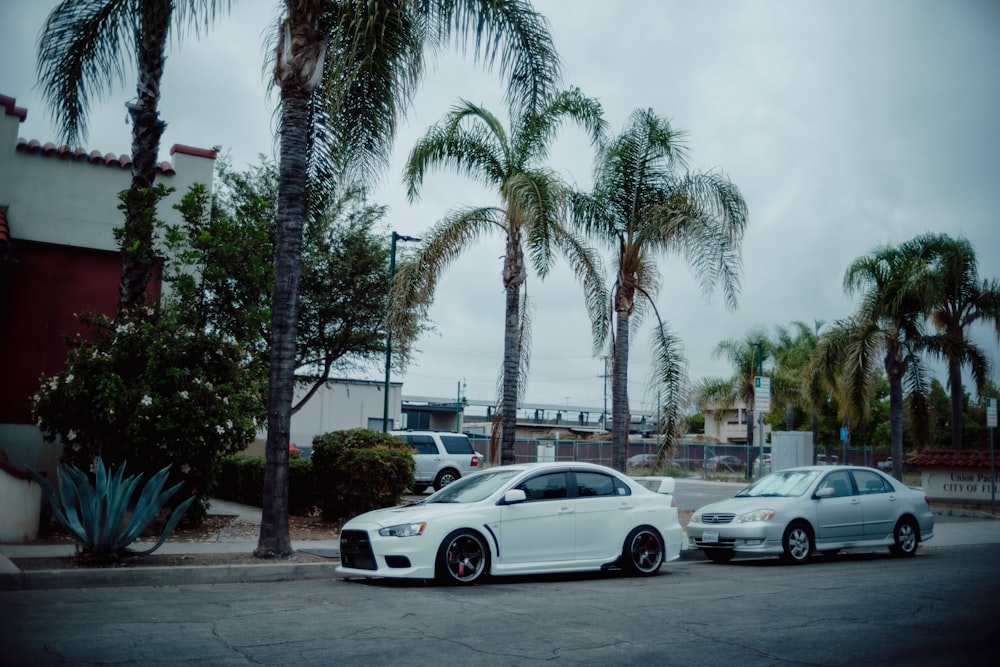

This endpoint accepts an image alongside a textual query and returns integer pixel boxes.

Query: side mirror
[503,489,527,504]
[815,487,834,499]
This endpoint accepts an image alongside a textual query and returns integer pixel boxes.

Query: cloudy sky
[2,0,998,416]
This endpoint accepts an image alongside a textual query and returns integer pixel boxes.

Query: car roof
[487,461,621,474]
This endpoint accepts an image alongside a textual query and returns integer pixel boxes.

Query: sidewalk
[2,501,998,591]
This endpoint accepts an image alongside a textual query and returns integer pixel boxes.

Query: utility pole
[382,231,420,432]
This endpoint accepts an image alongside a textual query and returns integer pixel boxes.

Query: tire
[434,468,460,490]
[410,484,428,495]
[436,530,489,585]
[780,522,813,564]
[622,526,664,576]
[706,549,735,564]
[889,517,919,557]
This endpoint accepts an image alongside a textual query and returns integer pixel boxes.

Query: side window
[518,472,568,501]
[410,435,438,456]
[817,471,854,498]
[853,470,890,494]
[440,435,474,455]
[613,477,632,496]
[575,472,616,498]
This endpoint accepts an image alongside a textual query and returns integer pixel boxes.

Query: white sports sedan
[687,465,934,564]
[338,461,684,584]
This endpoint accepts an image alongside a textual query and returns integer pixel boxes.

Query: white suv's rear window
[439,434,474,455]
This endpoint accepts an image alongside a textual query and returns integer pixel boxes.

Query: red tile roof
[908,449,995,469]
[0,94,27,121]
[15,138,177,175]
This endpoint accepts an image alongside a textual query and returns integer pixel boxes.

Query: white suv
[391,430,485,492]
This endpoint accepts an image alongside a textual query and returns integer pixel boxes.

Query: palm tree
[258,0,559,557]
[771,321,825,434]
[912,234,1000,450]
[832,240,934,479]
[573,109,748,472]
[697,330,770,474]
[398,89,607,466]
[36,0,232,313]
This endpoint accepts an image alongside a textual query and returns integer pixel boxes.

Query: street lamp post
[383,232,420,432]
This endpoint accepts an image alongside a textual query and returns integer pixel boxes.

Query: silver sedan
[686,466,934,563]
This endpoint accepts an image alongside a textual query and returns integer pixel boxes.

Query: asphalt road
[2,543,996,666]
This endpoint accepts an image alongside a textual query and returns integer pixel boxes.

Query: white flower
[216,425,225,434]
[72,443,81,452]
[65,374,74,383]
[140,395,153,406]
[181,463,191,474]
[179,390,189,399]
[225,420,233,429]
[66,430,76,441]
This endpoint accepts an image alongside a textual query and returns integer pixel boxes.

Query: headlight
[691,512,702,523]
[737,509,775,523]
[378,522,426,537]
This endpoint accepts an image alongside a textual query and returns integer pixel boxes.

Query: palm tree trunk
[500,280,520,465]
[888,368,905,481]
[118,4,169,314]
[948,357,964,450]
[255,89,310,558]
[611,311,630,472]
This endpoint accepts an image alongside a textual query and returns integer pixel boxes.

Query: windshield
[426,469,521,504]
[736,470,821,498]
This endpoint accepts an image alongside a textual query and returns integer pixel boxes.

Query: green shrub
[311,429,414,521]
[31,306,262,524]
[216,455,315,515]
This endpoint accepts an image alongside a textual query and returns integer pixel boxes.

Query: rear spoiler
[630,476,676,495]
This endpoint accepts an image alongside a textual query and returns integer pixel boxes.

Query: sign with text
[988,398,997,428]
[754,376,771,412]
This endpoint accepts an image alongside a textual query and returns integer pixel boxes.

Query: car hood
[343,501,483,529]
[696,495,810,515]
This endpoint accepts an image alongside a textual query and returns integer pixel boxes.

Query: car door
[405,434,440,483]
[572,471,632,561]
[496,472,575,565]
[813,470,864,544]
[851,469,898,541]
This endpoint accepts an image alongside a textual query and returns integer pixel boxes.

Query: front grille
[700,513,736,524]
[340,530,377,570]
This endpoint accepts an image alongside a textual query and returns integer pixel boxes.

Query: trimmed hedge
[216,455,315,515]
[312,429,414,521]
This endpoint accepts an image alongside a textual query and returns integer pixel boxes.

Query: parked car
[877,457,893,471]
[704,455,742,472]
[686,465,934,564]
[391,430,484,492]
[753,453,772,473]
[338,461,684,584]
[627,453,658,468]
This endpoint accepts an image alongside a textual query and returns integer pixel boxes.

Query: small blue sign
[840,427,848,441]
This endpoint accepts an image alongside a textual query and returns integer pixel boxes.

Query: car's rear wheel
[622,526,664,576]
[436,530,489,585]
[780,522,813,564]
[889,517,919,557]
[706,549,735,563]
[434,468,460,490]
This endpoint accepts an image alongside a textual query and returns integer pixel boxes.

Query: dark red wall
[0,241,120,424]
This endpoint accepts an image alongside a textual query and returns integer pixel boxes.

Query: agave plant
[30,457,194,560]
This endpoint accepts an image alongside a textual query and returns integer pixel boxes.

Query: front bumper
[686,520,786,555]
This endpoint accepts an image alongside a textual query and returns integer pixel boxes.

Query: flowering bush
[31,306,263,523]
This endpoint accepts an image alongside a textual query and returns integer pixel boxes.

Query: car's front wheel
[780,522,813,564]
[436,530,489,585]
[434,468,460,490]
[889,517,919,557]
[622,526,664,576]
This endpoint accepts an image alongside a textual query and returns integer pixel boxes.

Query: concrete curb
[0,560,340,591]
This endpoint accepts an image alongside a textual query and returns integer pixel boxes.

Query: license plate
[701,530,719,544]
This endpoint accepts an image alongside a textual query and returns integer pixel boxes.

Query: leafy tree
[36,0,232,313]
[573,110,748,471]
[260,0,560,557]
[913,234,1000,449]
[397,90,607,465]
[164,159,397,413]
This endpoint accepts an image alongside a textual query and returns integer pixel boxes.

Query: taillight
[470,456,479,467]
